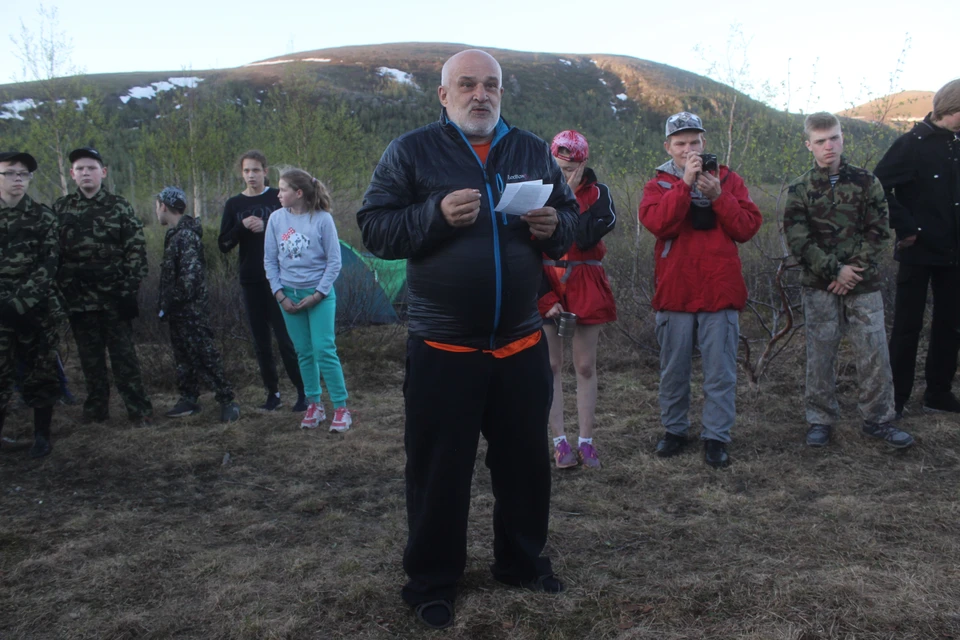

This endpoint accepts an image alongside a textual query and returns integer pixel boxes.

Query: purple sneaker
[578,443,601,469]
[554,439,578,469]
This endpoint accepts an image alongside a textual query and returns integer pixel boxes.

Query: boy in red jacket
[638,112,762,468]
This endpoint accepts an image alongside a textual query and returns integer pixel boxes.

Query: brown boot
[29,406,53,458]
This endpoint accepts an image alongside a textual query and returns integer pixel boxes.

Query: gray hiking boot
[862,421,914,449]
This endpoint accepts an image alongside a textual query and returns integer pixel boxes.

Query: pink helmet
[551,130,589,162]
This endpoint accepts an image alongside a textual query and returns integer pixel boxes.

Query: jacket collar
[811,156,850,178]
[74,186,109,203]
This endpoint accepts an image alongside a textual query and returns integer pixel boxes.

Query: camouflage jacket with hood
[54,187,148,313]
[784,158,892,292]
[0,194,62,321]
[158,214,208,319]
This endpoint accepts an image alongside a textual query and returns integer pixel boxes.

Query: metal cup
[557,312,578,338]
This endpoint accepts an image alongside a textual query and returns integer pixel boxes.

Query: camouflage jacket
[158,214,208,319]
[54,188,148,313]
[784,158,892,292]
[0,194,62,319]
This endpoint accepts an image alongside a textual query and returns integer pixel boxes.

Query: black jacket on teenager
[357,110,578,350]
[874,114,960,266]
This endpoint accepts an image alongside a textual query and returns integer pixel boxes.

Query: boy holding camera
[639,112,762,468]
[784,112,913,449]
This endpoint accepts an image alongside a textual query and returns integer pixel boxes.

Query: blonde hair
[803,112,841,138]
[279,168,332,212]
[933,78,960,121]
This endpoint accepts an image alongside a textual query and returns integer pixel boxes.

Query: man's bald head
[438,49,504,143]
[440,49,502,87]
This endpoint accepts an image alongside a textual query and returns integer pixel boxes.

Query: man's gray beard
[456,109,499,138]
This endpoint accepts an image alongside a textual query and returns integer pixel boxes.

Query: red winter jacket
[638,165,762,313]
[538,169,618,324]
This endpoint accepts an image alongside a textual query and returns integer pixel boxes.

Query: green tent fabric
[335,241,406,326]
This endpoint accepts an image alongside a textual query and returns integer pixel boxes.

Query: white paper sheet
[495,180,553,216]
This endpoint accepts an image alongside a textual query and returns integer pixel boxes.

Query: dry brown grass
[3,326,960,640]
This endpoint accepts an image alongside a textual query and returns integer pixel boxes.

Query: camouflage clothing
[54,187,148,312]
[54,187,152,420]
[784,158,892,292]
[160,215,233,404]
[0,195,62,408]
[802,288,896,425]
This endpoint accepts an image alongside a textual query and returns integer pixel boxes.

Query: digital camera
[699,153,719,172]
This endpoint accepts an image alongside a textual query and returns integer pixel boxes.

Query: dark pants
[70,309,152,420]
[401,335,554,606]
[1,318,60,409]
[888,263,960,407]
[169,314,234,405]
[241,281,303,396]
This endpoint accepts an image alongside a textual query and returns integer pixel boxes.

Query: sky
[1,0,955,114]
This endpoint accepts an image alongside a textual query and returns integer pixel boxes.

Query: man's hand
[827,280,850,296]
[294,291,324,312]
[544,302,564,319]
[242,216,265,233]
[835,264,864,292]
[897,234,917,250]
[440,189,482,227]
[696,171,722,201]
[683,154,702,187]
[522,207,559,240]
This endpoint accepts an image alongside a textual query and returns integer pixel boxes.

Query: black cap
[68,147,104,165]
[157,186,187,211]
[0,151,38,173]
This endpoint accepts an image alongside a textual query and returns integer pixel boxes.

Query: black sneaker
[165,398,201,418]
[291,394,308,413]
[922,393,960,414]
[703,439,730,468]
[805,424,832,447]
[862,421,914,449]
[492,570,564,593]
[655,432,688,457]
[260,392,282,411]
[220,401,241,423]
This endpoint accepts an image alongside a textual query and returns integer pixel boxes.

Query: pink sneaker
[578,442,601,469]
[300,403,325,429]
[554,439,578,469]
[330,407,352,433]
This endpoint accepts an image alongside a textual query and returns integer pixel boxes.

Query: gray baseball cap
[665,112,705,137]
[157,186,187,211]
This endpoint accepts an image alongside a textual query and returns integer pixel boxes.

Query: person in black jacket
[874,78,960,416]
[356,49,578,630]
[218,150,306,412]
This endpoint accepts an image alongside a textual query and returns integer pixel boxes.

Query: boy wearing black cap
[54,147,153,424]
[155,187,240,422]
[0,151,61,457]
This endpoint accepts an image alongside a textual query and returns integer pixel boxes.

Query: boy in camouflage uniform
[155,187,240,422]
[0,152,61,457]
[54,147,153,423]
[784,113,913,449]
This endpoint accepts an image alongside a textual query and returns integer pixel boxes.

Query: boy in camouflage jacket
[0,151,60,457]
[54,147,152,423]
[784,113,913,449]
[155,187,239,423]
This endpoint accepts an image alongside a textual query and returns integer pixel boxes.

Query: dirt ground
[2,327,959,639]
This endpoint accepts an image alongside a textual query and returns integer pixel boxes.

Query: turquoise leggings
[279,287,348,407]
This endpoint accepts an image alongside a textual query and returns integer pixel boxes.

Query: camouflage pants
[802,288,896,425]
[0,318,60,409]
[168,314,233,405]
[70,309,153,420]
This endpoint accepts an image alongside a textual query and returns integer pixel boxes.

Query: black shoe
[703,439,730,468]
[655,432,688,457]
[165,398,201,418]
[862,421,914,449]
[922,393,960,414]
[806,424,832,447]
[492,571,564,594]
[219,401,240,423]
[413,599,454,629]
[260,392,282,411]
[291,394,308,413]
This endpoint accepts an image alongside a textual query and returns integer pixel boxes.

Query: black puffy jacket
[357,111,578,349]
[874,115,960,266]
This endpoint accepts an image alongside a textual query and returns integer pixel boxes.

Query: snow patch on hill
[120,77,203,103]
[378,67,419,89]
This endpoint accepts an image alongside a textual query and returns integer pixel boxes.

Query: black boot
[30,406,53,458]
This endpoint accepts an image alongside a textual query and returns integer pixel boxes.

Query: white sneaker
[300,403,326,429]
[329,407,352,433]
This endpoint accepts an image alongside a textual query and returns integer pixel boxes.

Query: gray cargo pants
[655,309,739,443]
[802,288,896,426]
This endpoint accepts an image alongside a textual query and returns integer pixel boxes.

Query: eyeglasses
[0,171,32,181]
